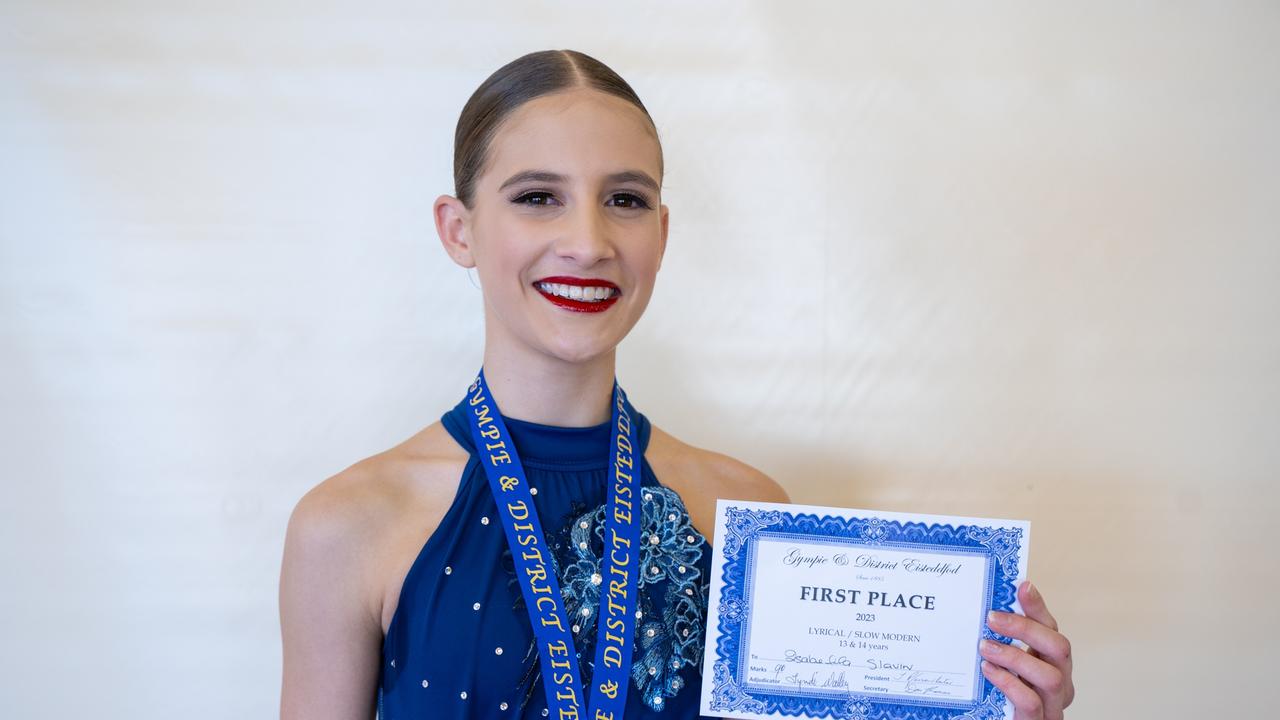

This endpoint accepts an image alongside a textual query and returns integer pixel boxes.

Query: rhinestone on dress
[473,602,481,610]
[685,588,694,595]
[655,697,664,706]
[421,679,428,688]
[686,535,695,543]
[648,666,657,676]
[579,520,589,529]
[481,516,489,525]
[635,609,643,619]
[581,606,591,616]
[649,534,660,545]
[668,513,676,521]
[542,709,549,716]
[530,487,538,496]
[650,566,659,574]
[646,628,655,637]
[500,702,508,710]
[678,565,686,573]
[578,541,588,550]
[444,566,453,574]
[683,629,689,637]
[495,647,503,655]
[390,659,395,668]
[460,691,468,700]
[590,573,601,585]
[644,493,653,502]
[572,624,580,633]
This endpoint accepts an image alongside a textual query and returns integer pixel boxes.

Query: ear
[434,194,475,268]
[656,202,670,272]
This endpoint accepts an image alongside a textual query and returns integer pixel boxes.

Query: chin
[540,332,622,365]
[544,342,612,365]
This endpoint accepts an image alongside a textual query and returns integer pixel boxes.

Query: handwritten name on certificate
[699,500,1030,720]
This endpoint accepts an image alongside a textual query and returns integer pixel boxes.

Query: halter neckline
[441,398,650,470]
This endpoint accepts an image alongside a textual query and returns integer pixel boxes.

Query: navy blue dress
[378,396,714,719]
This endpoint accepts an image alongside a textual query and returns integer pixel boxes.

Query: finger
[1018,581,1058,632]
[981,660,1044,720]
[980,639,1065,714]
[988,611,1072,667]
[1015,582,1075,706]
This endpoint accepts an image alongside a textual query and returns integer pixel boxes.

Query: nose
[552,202,615,266]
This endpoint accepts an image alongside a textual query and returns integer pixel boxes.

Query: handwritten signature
[897,670,961,696]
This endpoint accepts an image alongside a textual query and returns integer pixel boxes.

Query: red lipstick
[533,276,621,314]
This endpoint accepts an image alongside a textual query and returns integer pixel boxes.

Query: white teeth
[537,282,615,302]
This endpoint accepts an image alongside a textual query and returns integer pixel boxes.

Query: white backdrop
[2,2,1277,717]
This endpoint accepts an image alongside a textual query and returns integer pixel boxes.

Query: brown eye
[607,192,652,210]
[512,191,559,207]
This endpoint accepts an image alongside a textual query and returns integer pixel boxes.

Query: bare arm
[704,457,789,543]
[279,482,383,720]
[646,425,789,543]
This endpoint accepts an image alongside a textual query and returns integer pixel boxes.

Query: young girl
[280,50,1074,720]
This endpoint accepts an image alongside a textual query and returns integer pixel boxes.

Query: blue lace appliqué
[558,485,708,712]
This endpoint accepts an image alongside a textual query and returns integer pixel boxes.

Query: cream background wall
[2,2,1276,717]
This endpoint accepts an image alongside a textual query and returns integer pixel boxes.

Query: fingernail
[980,639,998,654]
[980,660,992,673]
[1024,581,1038,598]
[987,611,999,626]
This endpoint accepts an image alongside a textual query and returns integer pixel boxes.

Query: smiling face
[437,87,669,366]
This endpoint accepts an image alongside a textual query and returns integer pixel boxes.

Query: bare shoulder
[279,421,468,720]
[645,423,789,543]
[284,422,467,580]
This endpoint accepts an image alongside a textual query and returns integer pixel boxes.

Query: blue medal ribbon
[464,369,642,719]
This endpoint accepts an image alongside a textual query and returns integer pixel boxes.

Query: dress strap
[440,399,475,454]
[628,394,652,457]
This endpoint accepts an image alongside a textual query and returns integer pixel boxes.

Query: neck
[480,346,618,427]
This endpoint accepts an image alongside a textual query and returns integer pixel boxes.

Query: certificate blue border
[708,507,1024,720]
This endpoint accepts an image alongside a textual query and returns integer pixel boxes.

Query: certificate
[699,500,1030,720]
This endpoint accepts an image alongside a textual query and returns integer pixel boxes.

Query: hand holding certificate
[700,501,1033,720]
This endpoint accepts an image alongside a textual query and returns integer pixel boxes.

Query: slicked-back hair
[452,49,662,208]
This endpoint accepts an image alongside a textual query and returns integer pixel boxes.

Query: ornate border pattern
[709,507,1023,719]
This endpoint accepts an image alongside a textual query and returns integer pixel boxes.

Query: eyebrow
[497,169,661,193]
